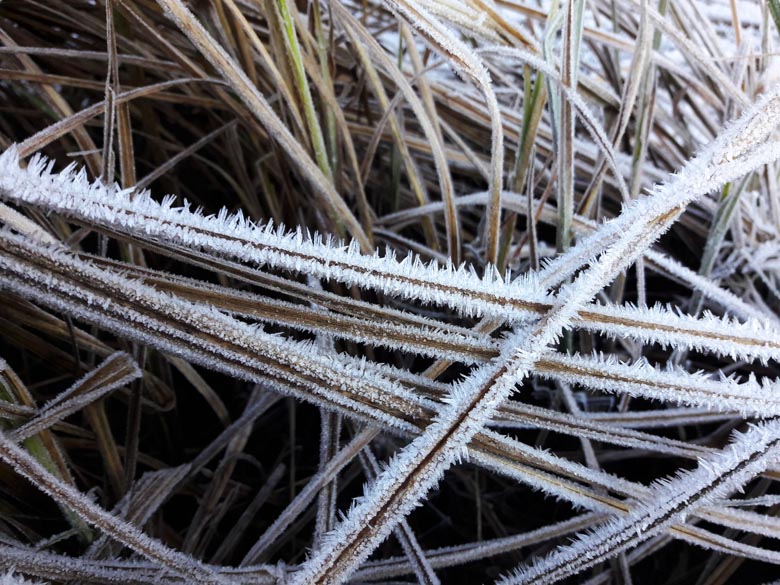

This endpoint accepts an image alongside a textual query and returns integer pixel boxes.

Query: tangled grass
[1,0,780,583]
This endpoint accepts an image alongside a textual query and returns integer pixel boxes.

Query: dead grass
[0,0,780,583]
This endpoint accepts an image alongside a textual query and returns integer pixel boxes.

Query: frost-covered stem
[0,543,282,584]
[0,431,230,584]
[490,401,711,459]
[6,150,780,362]
[351,513,604,582]
[291,88,780,584]
[166,266,780,374]
[290,194,680,583]
[385,189,770,323]
[501,419,780,584]
[0,148,550,323]
[135,264,780,416]
[0,232,432,437]
[357,445,441,585]
[536,352,780,418]
[643,249,772,324]
[10,351,141,442]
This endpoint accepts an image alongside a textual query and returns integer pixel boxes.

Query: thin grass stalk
[276,0,333,185]
[556,0,585,252]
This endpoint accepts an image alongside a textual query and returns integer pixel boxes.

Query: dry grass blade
[378,0,504,262]
[154,0,371,250]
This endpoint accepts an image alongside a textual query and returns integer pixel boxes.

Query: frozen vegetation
[1,0,780,583]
